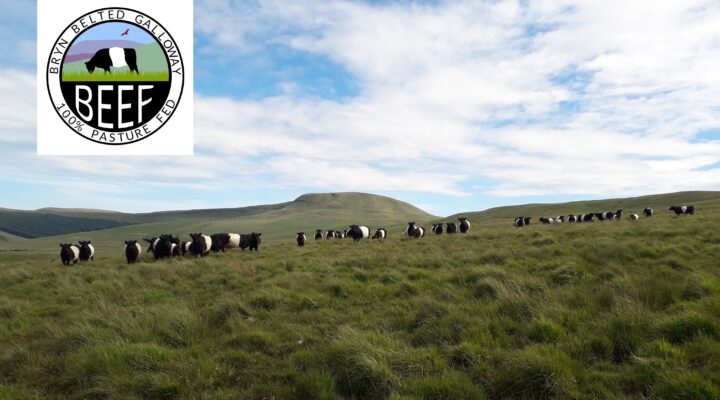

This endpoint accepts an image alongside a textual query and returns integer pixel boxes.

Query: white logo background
[37,0,193,155]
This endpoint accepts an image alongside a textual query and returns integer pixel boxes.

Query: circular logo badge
[46,7,184,145]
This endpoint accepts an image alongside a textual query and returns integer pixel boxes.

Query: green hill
[62,43,169,81]
[0,192,435,252]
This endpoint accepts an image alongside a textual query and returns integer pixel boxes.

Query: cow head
[85,61,95,74]
[124,240,137,246]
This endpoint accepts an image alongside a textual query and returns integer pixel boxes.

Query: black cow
[152,235,175,260]
[372,228,387,239]
[669,205,694,215]
[643,207,653,217]
[433,223,444,235]
[297,232,306,247]
[85,47,139,74]
[59,243,79,265]
[211,233,231,252]
[458,217,470,233]
[124,240,141,264]
[446,222,457,234]
[582,214,594,222]
[314,229,323,240]
[406,222,424,238]
[189,233,211,258]
[614,209,624,220]
[249,232,262,251]
[77,240,95,261]
[514,217,531,227]
[347,225,370,241]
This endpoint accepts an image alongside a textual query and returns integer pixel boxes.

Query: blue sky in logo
[71,22,155,47]
[1,0,720,216]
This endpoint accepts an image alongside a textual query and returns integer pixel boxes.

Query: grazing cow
[568,215,577,223]
[458,217,470,233]
[643,207,653,217]
[326,230,336,240]
[59,243,80,265]
[407,222,424,238]
[446,222,457,234]
[296,232,306,247]
[514,217,531,227]
[433,223,444,235]
[77,240,95,261]
[85,47,139,74]
[314,229,323,240]
[144,237,159,254]
[124,240,141,264]
[372,228,387,240]
[582,214,594,223]
[630,214,639,222]
[225,233,241,249]
[669,205,694,215]
[614,209,624,220]
[539,217,555,225]
[347,225,370,241]
[189,233,212,257]
[211,233,231,252]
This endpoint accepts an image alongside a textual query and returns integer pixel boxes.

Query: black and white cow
[144,237,159,255]
[226,233,241,249]
[189,233,212,257]
[643,207,653,217]
[432,223,443,235]
[77,240,95,261]
[85,48,139,74]
[347,225,370,241]
[211,233,230,252]
[152,234,175,260]
[372,228,387,240]
[514,217,531,227]
[669,205,694,215]
[314,229,323,240]
[296,232,306,247]
[614,209,624,220]
[169,235,182,257]
[539,217,555,225]
[458,217,470,233]
[326,230,336,240]
[59,243,80,265]
[568,215,577,223]
[582,214,594,223]
[181,241,191,256]
[124,240,141,264]
[446,222,457,234]
[630,214,639,222]
[407,222,424,238]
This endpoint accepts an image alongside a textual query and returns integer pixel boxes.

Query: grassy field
[1,197,719,399]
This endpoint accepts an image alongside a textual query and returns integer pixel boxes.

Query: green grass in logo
[61,43,170,82]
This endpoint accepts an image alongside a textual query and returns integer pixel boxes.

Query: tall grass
[1,205,719,398]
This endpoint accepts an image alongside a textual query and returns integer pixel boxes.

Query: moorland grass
[1,209,720,398]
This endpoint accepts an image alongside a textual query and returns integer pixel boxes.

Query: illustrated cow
[85,47,139,74]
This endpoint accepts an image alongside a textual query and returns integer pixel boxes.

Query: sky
[71,22,155,47]
[2,0,720,216]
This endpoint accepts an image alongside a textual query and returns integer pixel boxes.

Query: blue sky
[2,0,720,215]
[72,22,155,47]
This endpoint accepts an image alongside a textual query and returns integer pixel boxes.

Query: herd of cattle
[513,205,695,227]
[59,232,263,265]
[57,206,695,265]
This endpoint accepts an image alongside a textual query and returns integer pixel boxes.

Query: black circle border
[46,6,185,146]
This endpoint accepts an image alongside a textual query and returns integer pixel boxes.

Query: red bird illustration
[121,29,129,36]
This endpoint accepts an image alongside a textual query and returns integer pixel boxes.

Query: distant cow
[539,217,554,225]
[614,209,624,220]
[372,228,387,240]
[85,47,139,74]
[296,232,306,247]
[407,222,424,238]
[669,205,694,215]
[189,233,212,257]
[630,214,639,221]
[514,217,531,227]
[326,230,336,240]
[77,240,95,261]
[59,243,80,265]
[446,222,457,234]
[458,217,470,233]
[181,241,191,256]
[314,229,323,240]
[347,225,370,241]
[555,216,565,223]
[643,207,653,217]
[582,214,594,223]
[336,231,346,239]
[239,233,262,251]
[211,233,231,252]
[568,215,577,223]
[124,240,141,264]
[432,223,443,235]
